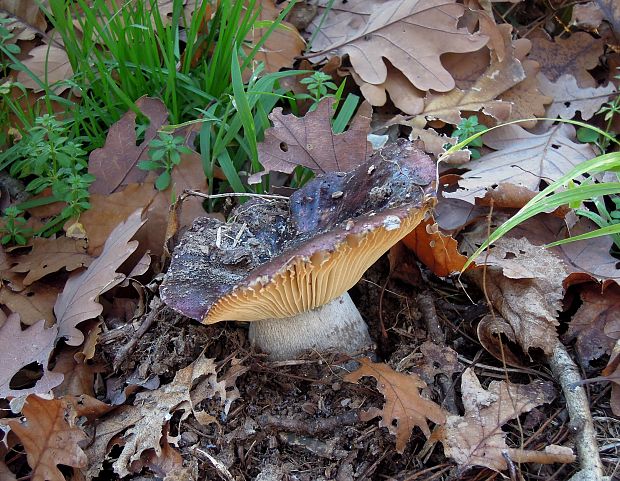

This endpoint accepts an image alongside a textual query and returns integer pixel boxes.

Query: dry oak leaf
[437,368,566,471]
[307,0,488,93]
[81,150,207,257]
[593,0,620,32]
[243,0,305,79]
[1,395,87,481]
[499,40,552,128]
[250,97,372,183]
[88,96,169,195]
[0,0,48,41]
[510,215,620,284]
[528,32,603,88]
[570,2,605,30]
[539,73,617,121]
[344,357,446,453]
[17,44,73,94]
[0,314,63,399]
[402,217,469,277]
[10,236,92,286]
[54,209,145,346]
[446,123,597,204]
[0,281,59,327]
[564,283,620,369]
[463,236,566,356]
[85,355,242,478]
[419,23,522,126]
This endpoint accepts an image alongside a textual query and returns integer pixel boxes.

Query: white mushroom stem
[248,292,372,360]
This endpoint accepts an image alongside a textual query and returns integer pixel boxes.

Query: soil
[93,255,614,481]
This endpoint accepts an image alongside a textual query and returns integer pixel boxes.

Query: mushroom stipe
[160,139,436,360]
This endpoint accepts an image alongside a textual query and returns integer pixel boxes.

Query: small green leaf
[155,170,171,190]
[576,127,600,144]
[138,160,162,171]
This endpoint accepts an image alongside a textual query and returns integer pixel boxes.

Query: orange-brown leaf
[2,395,87,481]
[344,358,446,453]
[402,217,469,277]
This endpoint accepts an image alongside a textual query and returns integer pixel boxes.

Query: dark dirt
[90,254,611,481]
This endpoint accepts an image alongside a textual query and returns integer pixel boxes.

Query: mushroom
[160,140,436,360]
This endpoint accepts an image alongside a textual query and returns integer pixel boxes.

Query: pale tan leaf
[438,368,559,471]
[420,24,523,125]
[0,314,63,398]
[16,45,74,94]
[593,0,620,32]
[349,65,425,115]
[539,73,616,121]
[10,236,92,286]
[0,282,58,327]
[308,0,488,92]
[251,97,372,183]
[570,2,605,30]
[54,209,146,346]
[344,358,446,453]
[1,395,87,481]
[446,123,597,203]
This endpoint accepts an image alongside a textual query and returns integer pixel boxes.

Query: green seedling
[0,206,31,246]
[298,71,339,111]
[139,132,192,190]
[448,116,487,159]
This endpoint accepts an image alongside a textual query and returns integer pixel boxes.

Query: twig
[191,447,234,481]
[112,298,162,370]
[548,343,609,481]
[183,189,289,201]
[417,291,458,414]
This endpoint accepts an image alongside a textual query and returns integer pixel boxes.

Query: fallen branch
[257,410,360,435]
[548,343,609,481]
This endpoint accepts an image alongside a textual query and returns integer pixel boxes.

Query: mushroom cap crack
[160,140,436,324]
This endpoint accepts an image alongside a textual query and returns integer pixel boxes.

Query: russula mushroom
[160,140,436,360]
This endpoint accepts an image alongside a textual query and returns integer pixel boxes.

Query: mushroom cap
[160,140,436,324]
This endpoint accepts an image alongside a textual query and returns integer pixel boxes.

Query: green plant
[0,114,94,236]
[577,71,619,151]
[0,206,31,246]
[448,116,487,159]
[298,71,339,110]
[139,132,193,190]
[444,118,620,271]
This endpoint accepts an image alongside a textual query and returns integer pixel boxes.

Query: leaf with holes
[0,314,63,399]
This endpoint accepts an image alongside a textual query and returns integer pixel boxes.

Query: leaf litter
[1,1,620,480]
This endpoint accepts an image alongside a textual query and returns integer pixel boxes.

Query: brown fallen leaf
[528,31,603,88]
[402,217,469,277]
[54,209,145,346]
[16,44,74,94]
[593,0,620,32]
[538,73,617,121]
[1,395,88,481]
[564,283,620,382]
[0,314,63,399]
[446,123,597,204]
[88,96,169,195]
[308,0,488,93]
[0,0,48,41]
[349,64,425,115]
[510,214,620,284]
[80,150,207,257]
[463,237,566,356]
[570,2,605,30]
[250,97,372,183]
[0,281,58,326]
[419,24,523,126]
[10,236,92,286]
[86,355,246,478]
[436,368,569,471]
[344,357,446,453]
[500,40,552,128]
[243,0,305,79]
